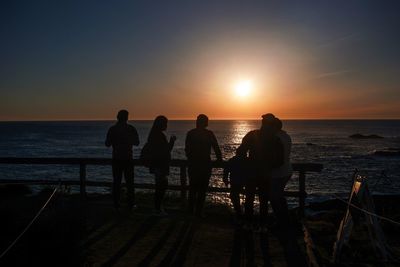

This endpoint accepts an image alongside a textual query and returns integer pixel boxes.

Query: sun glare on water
[234,80,252,97]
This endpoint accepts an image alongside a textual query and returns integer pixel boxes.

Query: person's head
[151,115,168,132]
[117,110,129,123]
[196,114,209,129]
[235,146,246,158]
[261,113,276,127]
[260,113,279,134]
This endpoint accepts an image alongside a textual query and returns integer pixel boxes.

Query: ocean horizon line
[1,118,400,123]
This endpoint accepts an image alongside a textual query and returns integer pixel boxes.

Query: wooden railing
[0,157,323,215]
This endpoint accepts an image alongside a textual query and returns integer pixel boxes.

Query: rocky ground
[305,196,400,267]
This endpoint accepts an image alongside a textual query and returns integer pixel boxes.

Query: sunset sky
[1,1,399,120]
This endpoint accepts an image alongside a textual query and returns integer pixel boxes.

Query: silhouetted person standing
[105,110,139,210]
[239,113,284,229]
[185,114,222,217]
[146,115,176,215]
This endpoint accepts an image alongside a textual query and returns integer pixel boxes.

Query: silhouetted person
[146,115,176,215]
[185,114,222,217]
[268,117,292,228]
[105,110,139,210]
[238,113,284,230]
[223,146,249,224]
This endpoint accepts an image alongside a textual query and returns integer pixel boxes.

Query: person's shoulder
[277,130,291,140]
[185,128,196,141]
[108,124,118,131]
[250,129,259,134]
[187,128,196,135]
[127,124,137,130]
[206,128,216,135]
[244,129,258,138]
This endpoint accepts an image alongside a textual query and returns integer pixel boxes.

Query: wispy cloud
[315,70,354,79]
[318,33,361,48]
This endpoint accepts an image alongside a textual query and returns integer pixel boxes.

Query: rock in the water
[349,133,384,139]
[373,150,400,157]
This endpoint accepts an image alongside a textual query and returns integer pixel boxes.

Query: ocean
[1,120,400,204]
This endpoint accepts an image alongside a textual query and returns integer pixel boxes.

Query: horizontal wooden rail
[0,157,323,172]
[0,179,305,197]
[0,157,322,215]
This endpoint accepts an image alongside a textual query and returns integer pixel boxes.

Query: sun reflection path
[229,121,255,147]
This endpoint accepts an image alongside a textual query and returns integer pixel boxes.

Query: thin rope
[0,184,60,259]
[332,193,400,227]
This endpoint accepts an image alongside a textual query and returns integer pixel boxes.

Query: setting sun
[234,80,252,97]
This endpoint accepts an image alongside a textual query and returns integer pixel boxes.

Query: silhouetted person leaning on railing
[105,110,139,210]
[223,146,250,225]
[185,114,222,217]
[143,115,176,216]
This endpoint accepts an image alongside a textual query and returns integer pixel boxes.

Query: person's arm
[211,132,222,161]
[223,161,230,186]
[238,132,251,155]
[105,128,112,147]
[168,135,176,151]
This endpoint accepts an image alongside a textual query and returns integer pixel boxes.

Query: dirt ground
[0,187,308,267]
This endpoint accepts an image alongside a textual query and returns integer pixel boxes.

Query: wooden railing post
[80,163,87,199]
[180,165,187,206]
[299,170,306,217]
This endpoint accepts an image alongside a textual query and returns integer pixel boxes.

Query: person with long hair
[146,115,176,215]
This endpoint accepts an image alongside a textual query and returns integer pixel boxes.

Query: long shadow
[229,227,243,267]
[259,232,272,267]
[101,216,160,267]
[169,221,196,266]
[81,219,123,249]
[137,219,177,267]
[157,219,194,267]
[274,226,308,267]
[230,228,272,267]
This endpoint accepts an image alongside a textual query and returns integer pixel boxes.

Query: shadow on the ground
[229,228,272,267]
[137,219,177,267]
[81,219,124,249]
[101,215,160,267]
[157,219,196,267]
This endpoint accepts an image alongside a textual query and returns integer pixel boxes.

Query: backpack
[140,142,154,167]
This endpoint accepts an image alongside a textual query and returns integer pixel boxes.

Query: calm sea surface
[1,120,400,204]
